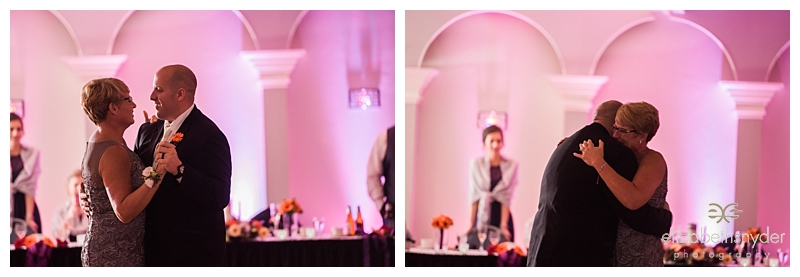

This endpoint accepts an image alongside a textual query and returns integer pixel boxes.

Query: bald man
[135,64,232,266]
[527,100,672,266]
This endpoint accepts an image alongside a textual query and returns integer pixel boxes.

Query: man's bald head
[158,64,197,94]
[594,100,622,134]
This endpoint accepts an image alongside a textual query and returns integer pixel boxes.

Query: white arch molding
[765,42,789,82]
[50,10,264,56]
[416,10,566,75]
[589,15,738,81]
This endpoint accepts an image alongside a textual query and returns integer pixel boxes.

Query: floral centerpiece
[431,214,453,250]
[278,198,303,234]
[739,227,767,266]
[488,242,527,266]
[225,218,271,241]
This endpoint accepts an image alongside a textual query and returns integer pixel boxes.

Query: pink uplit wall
[758,47,790,264]
[287,10,395,232]
[10,11,86,235]
[407,11,789,253]
[10,10,393,236]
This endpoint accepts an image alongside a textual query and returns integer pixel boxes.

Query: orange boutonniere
[170,132,184,144]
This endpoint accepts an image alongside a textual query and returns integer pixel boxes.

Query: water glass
[14,222,27,240]
[477,226,488,250]
[457,235,469,254]
[489,229,501,246]
[313,217,325,234]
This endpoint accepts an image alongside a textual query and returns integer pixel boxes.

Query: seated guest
[51,169,88,242]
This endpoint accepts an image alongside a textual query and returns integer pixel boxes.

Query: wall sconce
[10,99,24,118]
[477,110,507,130]
[349,88,380,110]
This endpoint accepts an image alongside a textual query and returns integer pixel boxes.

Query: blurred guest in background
[51,169,88,242]
[367,125,395,230]
[10,112,42,235]
[467,125,518,245]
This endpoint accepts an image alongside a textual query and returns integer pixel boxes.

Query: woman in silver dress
[80,78,165,266]
[576,101,669,266]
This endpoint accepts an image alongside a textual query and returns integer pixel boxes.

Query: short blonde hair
[81,78,129,124]
[616,101,660,142]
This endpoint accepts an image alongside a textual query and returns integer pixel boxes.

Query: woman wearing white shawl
[467,125,519,243]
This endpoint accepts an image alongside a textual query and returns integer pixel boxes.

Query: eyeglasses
[612,124,637,135]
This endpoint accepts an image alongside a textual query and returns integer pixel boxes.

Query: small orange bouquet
[743,227,764,243]
[431,214,453,229]
[279,198,303,214]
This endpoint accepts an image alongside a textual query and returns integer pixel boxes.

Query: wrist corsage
[142,166,161,188]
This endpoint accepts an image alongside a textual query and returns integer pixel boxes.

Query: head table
[10,234,394,267]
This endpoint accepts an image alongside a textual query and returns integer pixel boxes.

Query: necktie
[154,122,173,167]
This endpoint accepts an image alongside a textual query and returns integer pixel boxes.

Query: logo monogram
[708,203,742,224]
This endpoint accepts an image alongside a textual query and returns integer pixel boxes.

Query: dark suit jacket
[134,107,232,266]
[527,122,672,267]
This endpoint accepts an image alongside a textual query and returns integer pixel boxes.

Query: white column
[62,55,128,140]
[241,49,306,206]
[405,67,439,232]
[719,80,782,232]
[547,75,609,136]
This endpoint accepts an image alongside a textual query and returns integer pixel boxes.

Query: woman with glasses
[10,112,42,236]
[80,78,166,266]
[575,101,668,266]
[466,125,519,246]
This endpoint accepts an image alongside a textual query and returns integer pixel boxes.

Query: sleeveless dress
[11,155,41,235]
[81,141,146,267]
[615,168,668,267]
[470,165,515,248]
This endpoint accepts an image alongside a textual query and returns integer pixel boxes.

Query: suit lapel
[140,121,165,166]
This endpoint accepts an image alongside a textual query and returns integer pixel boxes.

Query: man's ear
[176,88,186,101]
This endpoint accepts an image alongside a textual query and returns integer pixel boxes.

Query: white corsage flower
[142,166,161,188]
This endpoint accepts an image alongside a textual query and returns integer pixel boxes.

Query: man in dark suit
[527,100,672,266]
[135,64,232,266]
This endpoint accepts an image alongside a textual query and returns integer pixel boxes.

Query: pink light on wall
[287,10,394,232]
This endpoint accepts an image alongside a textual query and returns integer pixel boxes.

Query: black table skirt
[405,252,500,267]
[11,236,394,267]
[11,246,83,267]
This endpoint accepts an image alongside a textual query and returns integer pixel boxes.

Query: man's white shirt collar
[164,103,195,133]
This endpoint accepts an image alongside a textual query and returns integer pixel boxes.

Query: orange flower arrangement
[170,132,184,144]
[225,218,239,228]
[488,242,525,256]
[431,214,453,229]
[278,198,303,214]
[251,220,262,229]
[13,234,56,249]
[743,227,763,243]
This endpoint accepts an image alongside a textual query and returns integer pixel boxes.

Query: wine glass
[477,226,488,251]
[14,221,28,241]
[313,217,325,235]
[489,229,501,246]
